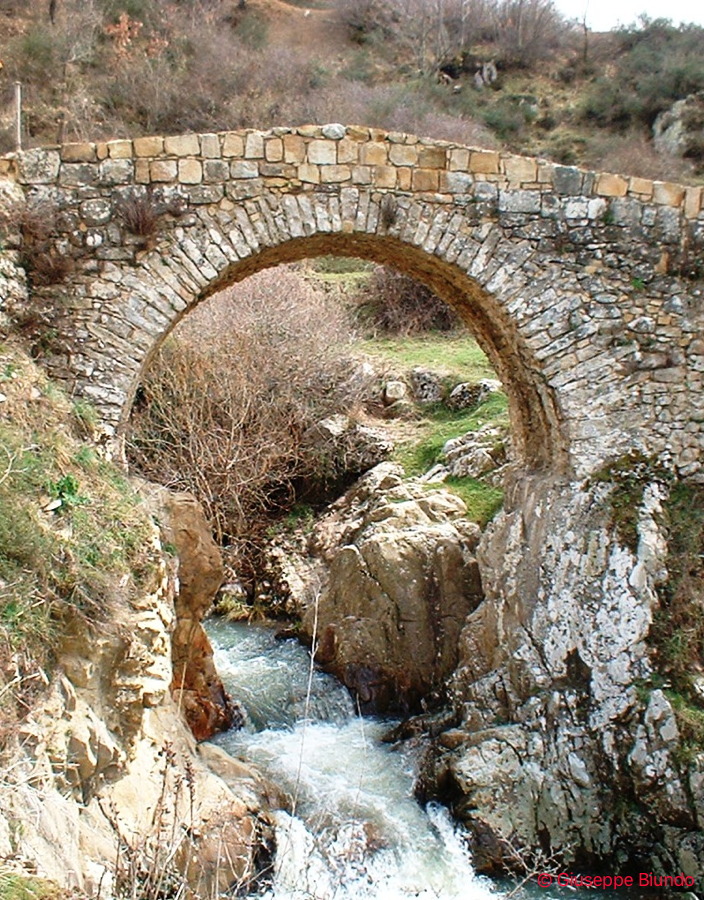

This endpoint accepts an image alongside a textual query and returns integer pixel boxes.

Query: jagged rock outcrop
[301,414,394,498]
[0,517,270,897]
[653,92,704,167]
[269,462,485,714]
[417,475,704,881]
[153,488,237,741]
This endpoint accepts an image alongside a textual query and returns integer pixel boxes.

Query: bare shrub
[581,130,696,182]
[492,0,569,69]
[127,268,361,574]
[354,266,460,336]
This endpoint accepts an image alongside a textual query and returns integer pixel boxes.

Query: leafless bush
[582,130,696,182]
[127,268,361,574]
[335,0,570,72]
[0,200,73,288]
[355,266,460,336]
[492,0,569,68]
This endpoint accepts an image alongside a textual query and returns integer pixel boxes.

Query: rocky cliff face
[153,488,238,741]
[0,494,269,898]
[421,474,703,879]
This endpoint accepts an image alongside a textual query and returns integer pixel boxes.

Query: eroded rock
[278,463,484,713]
[155,489,237,740]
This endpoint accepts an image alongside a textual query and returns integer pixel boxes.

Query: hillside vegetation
[0,0,702,181]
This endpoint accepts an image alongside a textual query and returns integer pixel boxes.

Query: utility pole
[14,82,22,152]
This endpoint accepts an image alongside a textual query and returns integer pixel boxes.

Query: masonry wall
[0,125,702,480]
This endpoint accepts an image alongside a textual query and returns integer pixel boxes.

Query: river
[207,619,501,900]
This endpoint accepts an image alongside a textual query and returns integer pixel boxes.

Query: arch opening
[123,233,570,479]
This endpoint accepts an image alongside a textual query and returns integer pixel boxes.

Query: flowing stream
[207,619,499,900]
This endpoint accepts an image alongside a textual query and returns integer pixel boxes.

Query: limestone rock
[441,422,508,480]
[383,379,408,404]
[154,489,237,740]
[447,378,501,411]
[292,463,484,713]
[653,92,704,165]
[301,414,394,496]
[410,368,444,405]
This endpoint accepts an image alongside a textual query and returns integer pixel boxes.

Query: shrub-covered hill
[0,0,702,182]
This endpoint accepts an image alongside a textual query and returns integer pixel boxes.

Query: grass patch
[651,482,704,731]
[0,873,70,900]
[358,333,496,382]
[395,393,509,476]
[440,476,504,527]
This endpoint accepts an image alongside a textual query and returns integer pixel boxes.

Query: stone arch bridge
[2,126,704,869]
[0,124,702,480]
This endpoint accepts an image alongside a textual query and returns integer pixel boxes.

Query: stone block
[200,133,221,158]
[351,166,372,185]
[178,159,203,184]
[17,148,60,184]
[99,158,133,185]
[443,171,472,194]
[322,123,346,139]
[504,156,537,184]
[320,165,351,183]
[298,124,322,137]
[346,126,370,141]
[203,159,229,182]
[61,142,96,163]
[553,166,582,195]
[564,198,589,219]
[80,199,112,226]
[449,148,469,171]
[150,159,178,182]
[283,134,305,163]
[222,133,245,157]
[230,160,259,179]
[372,166,397,188]
[164,134,200,156]
[652,181,685,207]
[308,140,337,165]
[629,176,653,198]
[298,164,320,184]
[537,162,555,183]
[361,143,388,166]
[498,190,541,213]
[684,186,702,219]
[265,138,283,162]
[389,144,418,166]
[337,140,359,165]
[107,139,133,159]
[412,169,439,191]
[135,159,150,183]
[397,168,412,190]
[418,146,446,168]
[133,135,164,157]
[244,132,264,159]
[186,185,224,204]
[60,163,97,186]
[474,181,498,201]
[470,150,499,174]
[595,173,628,197]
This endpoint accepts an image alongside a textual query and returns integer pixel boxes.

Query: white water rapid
[207,620,500,900]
